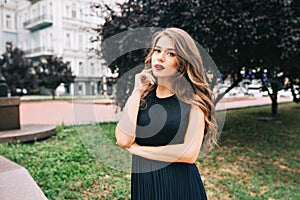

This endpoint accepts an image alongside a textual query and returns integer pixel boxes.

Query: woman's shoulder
[189,104,205,118]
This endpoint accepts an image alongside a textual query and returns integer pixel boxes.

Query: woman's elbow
[116,141,126,148]
[178,150,199,164]
[115,128,134,148]
[180,155,197,164]
[116,139,132,148]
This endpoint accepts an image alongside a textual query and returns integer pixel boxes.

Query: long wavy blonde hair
[140,27,218,153]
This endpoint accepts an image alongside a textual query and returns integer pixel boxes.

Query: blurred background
[0,0,299,199]
[0,0,299,110]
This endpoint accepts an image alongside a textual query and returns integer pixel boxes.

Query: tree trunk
[271,97,278,116]
[214,77,242,106]
[290,81,300,103]
[51,89,56,100]
[270,91,278,117]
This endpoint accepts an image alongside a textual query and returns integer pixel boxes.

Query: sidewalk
[216,95,293,110]
[19,95,293,126]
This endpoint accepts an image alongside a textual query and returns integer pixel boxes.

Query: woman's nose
[157,52,165,62]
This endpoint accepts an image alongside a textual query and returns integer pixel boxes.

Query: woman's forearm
[115,90,141,147]
[115,69,156,148]
[127,142,200,164]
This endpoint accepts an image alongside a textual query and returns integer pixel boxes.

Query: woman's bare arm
[115,90,141,148]
[126,105,205,164]
[115,69,155,148]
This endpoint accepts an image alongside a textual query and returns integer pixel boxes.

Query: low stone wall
[0,156,47,200]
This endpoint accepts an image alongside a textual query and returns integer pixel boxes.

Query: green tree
[245,0,300,115]
[92,0,299,115]
[0,43,38,96]
[279,0,300,103]
[36,55,75,99]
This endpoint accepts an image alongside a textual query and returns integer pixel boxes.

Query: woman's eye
[167,52,176,57]
[154,49,161,53]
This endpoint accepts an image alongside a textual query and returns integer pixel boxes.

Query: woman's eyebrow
[155,46,176,51]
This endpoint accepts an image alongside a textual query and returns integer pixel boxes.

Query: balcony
[28,0,42,4]
[24,46,54,58]
[23,14,53,31]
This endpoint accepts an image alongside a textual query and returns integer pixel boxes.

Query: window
[90,63,95,75]
[42,5,46,15]
[79,9,83,20]
[78,35,83,50]
[78,84,83,95]
[24,11,28,23]
[71,3,76,18]
[24,40,28,51]
[49,33,53,50]
[66,33,71,49]
[32,8,37,19]
[6,15,12,29]
[18,15,22,28]
[79,62,84,75]
[66,6,70,17]
[31,38,36,51]
[40,32,44,48]
[49,33,53,41]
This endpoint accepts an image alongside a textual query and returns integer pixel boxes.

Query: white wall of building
[0,0,120,96]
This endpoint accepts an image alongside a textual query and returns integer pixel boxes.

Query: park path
[19,96,293,126]
[20,100,120,126]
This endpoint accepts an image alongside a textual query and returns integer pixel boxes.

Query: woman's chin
[152,70,162,77]
[153,71,176,78]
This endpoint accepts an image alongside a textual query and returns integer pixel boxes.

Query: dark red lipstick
[154,64,165,71]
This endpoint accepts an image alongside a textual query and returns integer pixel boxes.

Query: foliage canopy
[93,0,299,113]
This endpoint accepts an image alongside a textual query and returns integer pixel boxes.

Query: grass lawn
[0,103,299,199]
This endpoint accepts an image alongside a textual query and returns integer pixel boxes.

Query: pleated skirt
[131,155,207,200]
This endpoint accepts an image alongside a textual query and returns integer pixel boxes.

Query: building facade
[0,0,118,96]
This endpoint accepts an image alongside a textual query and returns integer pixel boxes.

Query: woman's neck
[156,84,174,98]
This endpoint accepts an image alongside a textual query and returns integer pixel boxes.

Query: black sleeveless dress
[131,89,207,200]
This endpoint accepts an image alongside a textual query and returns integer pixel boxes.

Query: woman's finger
[143,68,152,73]
[141,74,155,85]
[142,70,155,83]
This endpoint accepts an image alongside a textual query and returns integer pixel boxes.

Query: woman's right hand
[133,69,156,93]
[116,70,155,149]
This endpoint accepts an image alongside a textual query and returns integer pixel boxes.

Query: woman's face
[151,36,179,79]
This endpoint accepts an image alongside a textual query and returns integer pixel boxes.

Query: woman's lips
[154,64,165,71]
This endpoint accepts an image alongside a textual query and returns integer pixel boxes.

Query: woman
[115,27,218,200]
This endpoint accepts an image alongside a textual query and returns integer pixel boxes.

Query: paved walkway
[19,96,293,126]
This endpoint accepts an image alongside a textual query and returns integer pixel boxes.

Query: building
[0,0,119,96]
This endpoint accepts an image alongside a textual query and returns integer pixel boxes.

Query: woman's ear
[178,66,184,73]
[178,59,186,73]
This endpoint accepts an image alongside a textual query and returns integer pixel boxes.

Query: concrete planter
[0,97,20,131]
